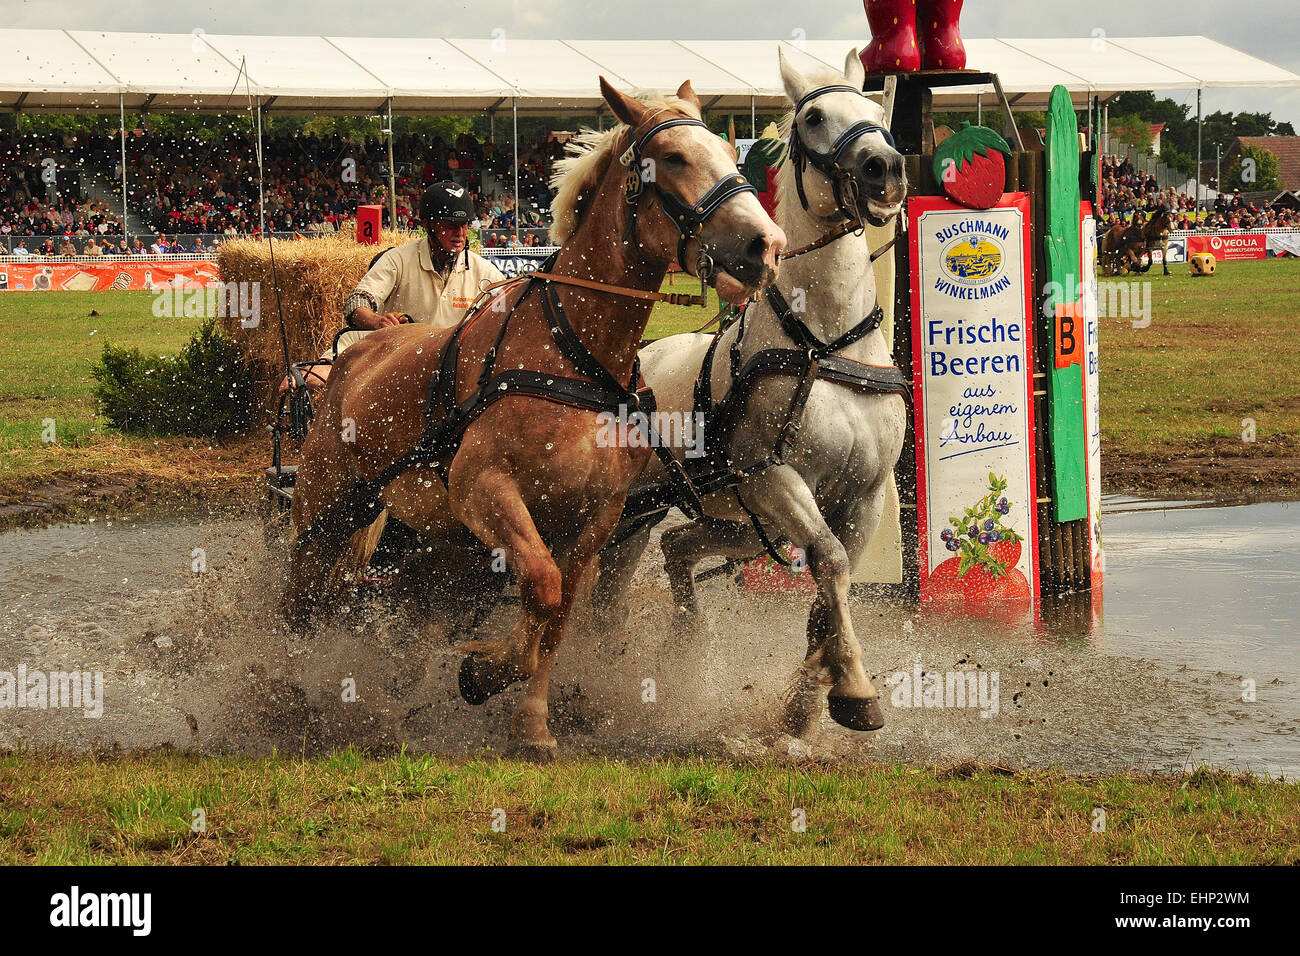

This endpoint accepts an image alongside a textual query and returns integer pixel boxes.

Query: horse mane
[549,90,703,245]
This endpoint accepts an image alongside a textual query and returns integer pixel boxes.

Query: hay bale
[217,227,420,402]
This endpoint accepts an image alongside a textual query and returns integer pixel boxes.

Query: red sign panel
[1188,234,1266,261]
[0,260,220,292]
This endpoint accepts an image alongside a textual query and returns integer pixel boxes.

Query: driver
[287,181,507,392]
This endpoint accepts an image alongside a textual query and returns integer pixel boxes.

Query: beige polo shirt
[330,238,506,358]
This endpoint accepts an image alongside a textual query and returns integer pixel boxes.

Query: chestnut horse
[1134,204,1175,276]
[284,77,785,759]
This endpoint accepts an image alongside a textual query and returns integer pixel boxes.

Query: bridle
[788,85,897,229]
[619,114,758,282]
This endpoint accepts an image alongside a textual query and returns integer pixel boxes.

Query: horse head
[598,77,786,304]
[778,46,906,227]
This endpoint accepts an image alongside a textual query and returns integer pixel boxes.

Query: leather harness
[293,115,753,548]
[611,85,909,563]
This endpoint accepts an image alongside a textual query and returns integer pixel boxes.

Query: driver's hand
[375,311,408,328]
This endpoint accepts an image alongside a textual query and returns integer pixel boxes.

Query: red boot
[861,0,921,74]
[919,0,966,70]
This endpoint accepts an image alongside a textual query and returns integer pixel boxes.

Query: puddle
[0,497,1295,778]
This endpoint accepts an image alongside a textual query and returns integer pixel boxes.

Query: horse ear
[600,77,646,129]
[844,47,866,89]
[778,46,807,106]
[675,80,702,116]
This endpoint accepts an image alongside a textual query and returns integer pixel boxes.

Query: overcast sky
[8,0,1298,126]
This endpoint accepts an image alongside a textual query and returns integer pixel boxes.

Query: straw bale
[216,227,421,404]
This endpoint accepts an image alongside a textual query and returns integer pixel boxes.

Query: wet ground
[0,496,1295,778]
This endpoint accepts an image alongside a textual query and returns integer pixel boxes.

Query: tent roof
[2,30,1298,115]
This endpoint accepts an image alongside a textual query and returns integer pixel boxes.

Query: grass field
[0,258,1297,508]
[2,751,1295,864]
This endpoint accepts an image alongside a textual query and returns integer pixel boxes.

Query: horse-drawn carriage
[261,48,914,757]
[1099,206,1175,275]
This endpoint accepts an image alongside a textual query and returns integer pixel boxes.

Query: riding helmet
[420,181,476,224]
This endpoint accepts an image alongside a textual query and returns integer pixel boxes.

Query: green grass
[1100,258,1300,450]
[1,751,1294,864]
[0,290,201,454]
[1,261,1297,495]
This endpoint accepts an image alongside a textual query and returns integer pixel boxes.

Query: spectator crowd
[1,131,126,245]
[1099,153,1300,232]
[2,124,566,257]
[11,129,1297,259]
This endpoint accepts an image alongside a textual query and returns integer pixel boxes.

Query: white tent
[4,31,1299,115]
[5,30,1298,233]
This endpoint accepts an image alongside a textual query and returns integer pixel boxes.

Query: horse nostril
[864,156,887,182]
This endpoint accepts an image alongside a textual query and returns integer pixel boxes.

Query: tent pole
[118,93,128,243]
[977,92,982,126]
[387,97,397,230]
[751,96,755,137]
[256,101,265,236]
[1195,88,1203,212]
[512,96,519,244]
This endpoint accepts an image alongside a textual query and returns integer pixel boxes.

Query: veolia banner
[909,193,1040,617]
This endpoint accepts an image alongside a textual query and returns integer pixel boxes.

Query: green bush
[92,319,255,438]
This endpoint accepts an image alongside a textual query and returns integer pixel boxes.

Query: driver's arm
[343,248,404,329]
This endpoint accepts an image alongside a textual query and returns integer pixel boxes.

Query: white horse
[594,47,909,737]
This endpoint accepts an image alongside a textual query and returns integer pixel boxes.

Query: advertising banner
[482,250,552,278]
[0,260,220,292]
[909,193,1040,616]
[1188,234,1266,261]
[1150,237,1187,264]
[1267,232,1300,258]
[1081,204,1103,587]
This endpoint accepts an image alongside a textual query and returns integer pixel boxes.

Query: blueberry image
[984,518,996,531]
[968,525,979,538]
[988,530,1001,542]
[940,528,954,542]
[945,539,959,552]
[978,532,990,545]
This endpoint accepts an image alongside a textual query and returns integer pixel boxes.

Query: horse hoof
[458,655,497,706]
[828,695,885,732]
[507,740,558,763]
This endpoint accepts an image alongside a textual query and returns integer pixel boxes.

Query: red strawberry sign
[933,123,1011,210]
[927,474,1031,610]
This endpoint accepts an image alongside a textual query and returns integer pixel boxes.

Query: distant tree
[1225,145,1282,192]
[1160,143,1196,178]
[1111,113,1153,153]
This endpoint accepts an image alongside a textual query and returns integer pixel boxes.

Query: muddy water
[0,497,1296,777]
